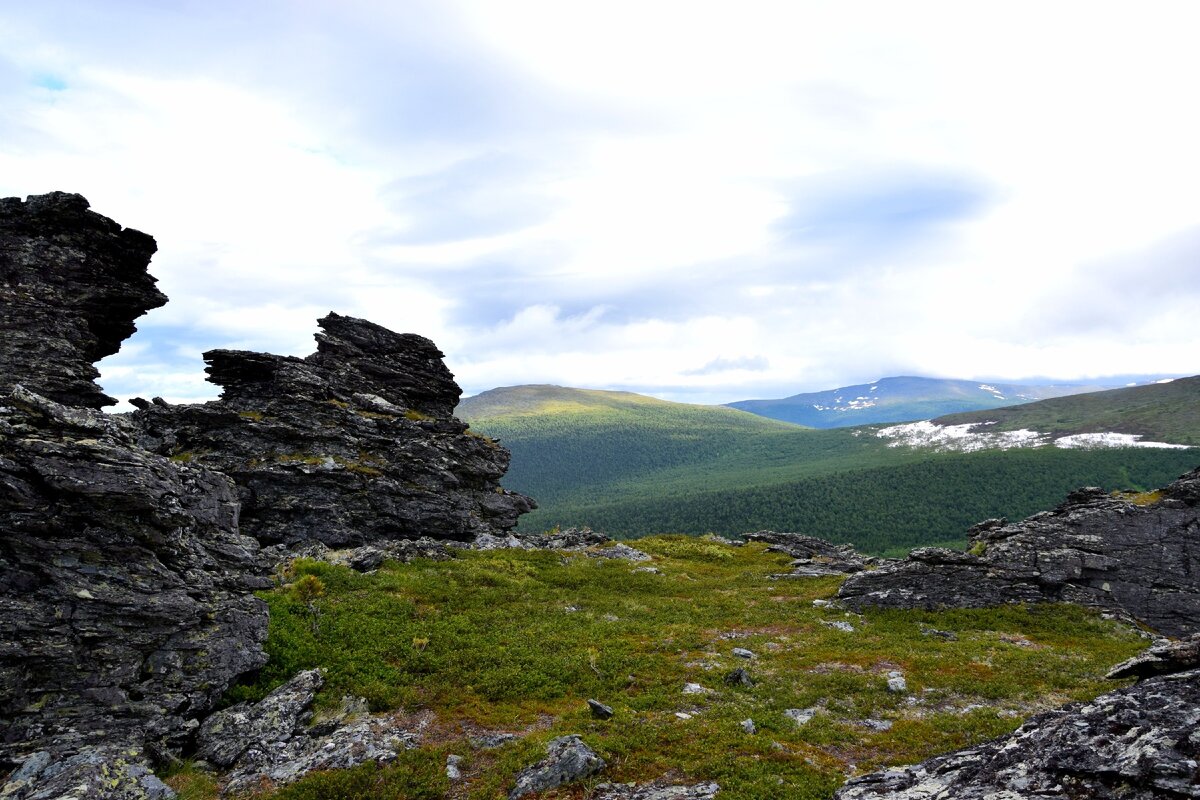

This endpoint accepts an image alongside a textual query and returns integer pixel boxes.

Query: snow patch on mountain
[877,421,1044,452]
[877,422,1192,453]
[1053,433,1190,450]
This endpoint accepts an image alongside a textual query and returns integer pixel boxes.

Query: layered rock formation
[835,641,1200,799]
[838,469,1200,636]
[1,194,269,781]
[1,191,533,796]
[132,312,534,548]
[0,192,163,409]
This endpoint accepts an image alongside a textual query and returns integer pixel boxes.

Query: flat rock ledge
[743,531,881,577]
[837,468,1200,637]
[471,527,653,561]
[195,669,422,796]
[592,780,720,799]
[835,665,1200,799]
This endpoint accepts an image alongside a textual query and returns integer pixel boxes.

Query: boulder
[194,669,421,796]
[508,735,606,799]
[743,531,878,577]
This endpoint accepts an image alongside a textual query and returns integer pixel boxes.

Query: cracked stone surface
[835,667,1200,799]
[838,470,1200,636]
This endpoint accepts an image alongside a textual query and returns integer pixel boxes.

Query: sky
[2,1,1199,407]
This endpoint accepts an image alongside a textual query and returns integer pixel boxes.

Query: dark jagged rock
[132,313,534,547]
[834,665,1200,799]
[743,531,878,577]
[0,192,163,409]
[195,669,421,796]
[508,735,606,799]
[1,194,268,795]
[838,469,1200,636]
[0,387,269,769]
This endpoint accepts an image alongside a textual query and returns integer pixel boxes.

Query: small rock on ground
[508,735,605,799]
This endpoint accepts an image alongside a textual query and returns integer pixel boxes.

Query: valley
[460,383,1199,554]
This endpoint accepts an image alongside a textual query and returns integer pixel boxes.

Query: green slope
[459,385,1199,554]
[934,375,1200,445]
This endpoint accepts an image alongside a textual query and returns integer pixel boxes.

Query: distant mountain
[458,384,1197,554]
[727,376,1115,428]
[932,375,1200,446]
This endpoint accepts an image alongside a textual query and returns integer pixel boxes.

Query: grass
[181,536,1148,800]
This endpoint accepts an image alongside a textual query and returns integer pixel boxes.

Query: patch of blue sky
[773,167,992,255]
[32,73,67,91]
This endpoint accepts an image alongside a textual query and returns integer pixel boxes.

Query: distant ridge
[727,376,1115,428]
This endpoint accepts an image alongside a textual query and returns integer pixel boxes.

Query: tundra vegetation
[169,537,1146,799]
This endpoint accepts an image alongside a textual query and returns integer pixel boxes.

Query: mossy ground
[172,536,1147,800]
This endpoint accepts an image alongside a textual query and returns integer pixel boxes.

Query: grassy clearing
[185,536,1147,800]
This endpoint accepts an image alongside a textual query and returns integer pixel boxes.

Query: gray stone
[744,531,880,577]
[508,735,605,799]
[1106,634,1200,681]
[732,647,755,659]
[0,388,268,764]
[838,472,1200,637]
[591,780,720,799]
[588,699,615,719]
[446,754,464,781]
[195,669,421,796]
[740,719,756,734]
[886,672,907,693]
[784,708,818,726]
[0,746,175,800]
[836,667,1200,799]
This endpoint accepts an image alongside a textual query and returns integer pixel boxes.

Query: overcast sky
[3,1,1198,406]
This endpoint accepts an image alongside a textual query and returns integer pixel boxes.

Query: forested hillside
[460,386,1198,554]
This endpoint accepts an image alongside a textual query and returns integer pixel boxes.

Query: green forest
[461,385,1199,555]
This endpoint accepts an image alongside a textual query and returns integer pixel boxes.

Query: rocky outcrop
[838,469,1200,636]
[2,191,535,797]
[132,312,534,548]
[834,659,1200,798]
[194,670,421,796]
[0,192,163,409]
[1,194,270,779]
[743,531,879,577]
[0,378,269,769]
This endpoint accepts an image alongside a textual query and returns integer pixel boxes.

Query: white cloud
[2,0,1198,407]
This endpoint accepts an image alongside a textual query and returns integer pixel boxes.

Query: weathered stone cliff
[1,191,533,797]
[0,192,163,409]
[0,388,269,764]
[132,312,534,548]
[838,468,1200,637]
[1,194,268,779]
